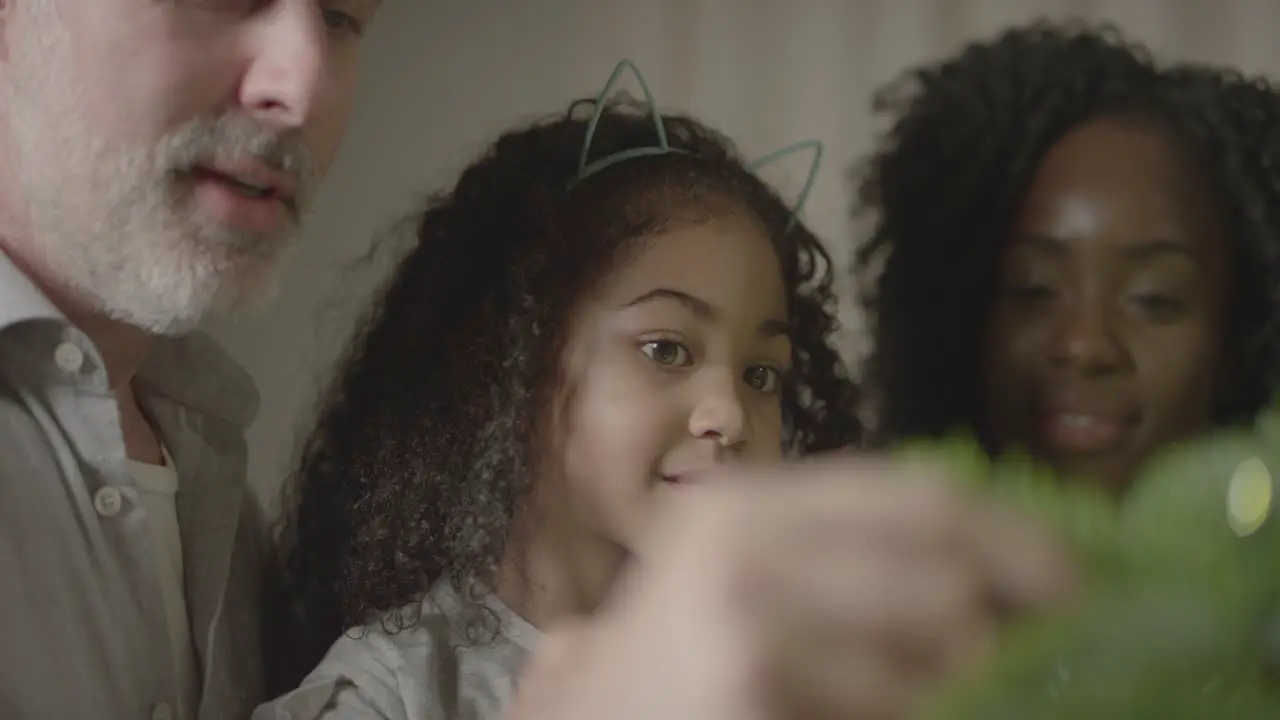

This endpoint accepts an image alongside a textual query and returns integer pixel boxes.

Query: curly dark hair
[263,97,863,694]
[853,20,1280,449]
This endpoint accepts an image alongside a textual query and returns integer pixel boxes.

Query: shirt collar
[0,247,62,330]
[0,248,260,429]
[138,331,260,430]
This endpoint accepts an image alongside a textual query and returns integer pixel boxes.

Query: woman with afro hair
[256,88,864,718]
[855,20,1280,493]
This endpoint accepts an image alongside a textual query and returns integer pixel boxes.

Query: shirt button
[150,702,174,720]
[53,342,85,373]
[92,486,122,517]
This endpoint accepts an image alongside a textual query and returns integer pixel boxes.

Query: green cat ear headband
[575,58,823,230]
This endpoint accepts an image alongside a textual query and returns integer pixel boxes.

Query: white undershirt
[130,447,199,720]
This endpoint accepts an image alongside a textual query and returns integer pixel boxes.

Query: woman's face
[984,117,1231,492]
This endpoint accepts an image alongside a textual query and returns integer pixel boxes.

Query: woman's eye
[1006,283,1055,304]
[1132,292,1188,322]
[744,365,782,393]
[640,340,692,367]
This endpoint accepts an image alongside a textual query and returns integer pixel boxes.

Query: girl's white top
[255,579,541,720]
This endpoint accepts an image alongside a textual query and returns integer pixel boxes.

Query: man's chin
[206,278,282,327]
[97,299,201,336]
[102,264,282,336]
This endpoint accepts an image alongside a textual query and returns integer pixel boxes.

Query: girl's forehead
[599,214,784,304]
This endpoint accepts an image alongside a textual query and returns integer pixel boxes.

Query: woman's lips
[1037,412,1129,455]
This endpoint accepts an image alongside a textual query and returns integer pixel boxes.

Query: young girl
[257,68,863,718]
[855,21,1280,492]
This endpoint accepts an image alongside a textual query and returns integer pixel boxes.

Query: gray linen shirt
[0,250,267,720]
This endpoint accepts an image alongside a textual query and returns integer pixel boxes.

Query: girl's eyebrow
[620,287,790,337]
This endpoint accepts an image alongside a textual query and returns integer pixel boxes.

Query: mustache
[158,113,318,202]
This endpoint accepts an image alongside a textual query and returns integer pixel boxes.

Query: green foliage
[910,412,1280,719]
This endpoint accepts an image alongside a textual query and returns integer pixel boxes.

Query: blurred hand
[505,455,1078,720]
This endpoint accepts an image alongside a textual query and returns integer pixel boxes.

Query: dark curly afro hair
[263,96,863,694]
[853,20,1280,449]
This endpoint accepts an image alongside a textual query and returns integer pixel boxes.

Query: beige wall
[206,0,1280,513]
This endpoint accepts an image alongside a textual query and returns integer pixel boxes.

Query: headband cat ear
[747,139,824,231]
[575,58,823,230]
[576,59,688,183]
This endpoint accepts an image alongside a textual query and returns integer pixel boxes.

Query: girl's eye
[744,365,782,393]
[640,340,692,367]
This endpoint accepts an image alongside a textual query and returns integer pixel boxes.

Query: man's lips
[660,471,713,486]
[189,161,299,210]
[185,161,301,235]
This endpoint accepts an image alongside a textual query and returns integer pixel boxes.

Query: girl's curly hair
[263,97,863,694]
[853,20,1280,448]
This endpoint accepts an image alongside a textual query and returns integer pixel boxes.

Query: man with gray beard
[0,1,380,718]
